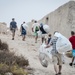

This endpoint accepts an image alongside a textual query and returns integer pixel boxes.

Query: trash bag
[43,25,50,33]
[39,42,52,59]
[39,42,52,67]
[39,53,48,67]
[54,32,72,53]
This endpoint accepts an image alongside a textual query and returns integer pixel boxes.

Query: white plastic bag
[39,43,52,67]
[43,25,50,33]
[39,53,48,67]
[39,43,52,59]
[54,32,72,53]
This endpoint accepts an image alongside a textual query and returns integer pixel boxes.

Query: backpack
[35,26,39,32]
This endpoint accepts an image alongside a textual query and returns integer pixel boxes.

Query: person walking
[32,21,40,43]
[39,23,47,43]
[46,34,52,45]
[10,18,18,40]
[69,31,75,66]
[20,22,28,41]
[45,32,62,75]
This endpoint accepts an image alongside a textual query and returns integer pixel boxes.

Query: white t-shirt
[32,23,40,32]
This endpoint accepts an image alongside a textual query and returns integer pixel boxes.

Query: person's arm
[45,38,53,48]
[45,45,51,48]
[10,22,12,30]
[32,28,34,32]
[20,25,22,32]
[32,24,34,32]
[16,22,18,30]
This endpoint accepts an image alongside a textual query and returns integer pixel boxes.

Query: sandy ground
[0,31,75,75]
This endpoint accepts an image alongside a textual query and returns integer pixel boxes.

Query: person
[39,23,47,43]
[20,22,28,41]
[69,31,75,66]
[32,21,40,43]
[45,32,62,75]
[10,18,18,40]
[46,34,52,45]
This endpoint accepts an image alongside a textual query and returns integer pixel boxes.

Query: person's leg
[23,35,25,41]
[72,57,74,63]
[13,32,15,38]
[58,65,62,74]
[42,34,45,43]
[57,53,62,74]
[74,57,75,65]
[22,35,24,41]
[12,29,15,40]
[69,50,75,66]
[42,37,44,43]
[22,35,25,41]
[54,64,58,74]
[35,33,38,43]
[69,57,74,66]
[35,36,38,43]
[52,55,58,75]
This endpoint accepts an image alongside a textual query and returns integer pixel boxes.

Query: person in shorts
[45,32,62,75]
[69,31,75,66]
[39,23,47,43]
[10,18,18,40]
[20,22,28,41]
[46,34,52,45]
[32,21,40,43]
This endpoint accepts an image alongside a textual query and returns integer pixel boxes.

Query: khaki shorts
[11,28,16,34]
[52,53,62,65]
[41,34,47,38]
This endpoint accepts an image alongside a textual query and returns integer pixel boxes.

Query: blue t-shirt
[10,21,17,28]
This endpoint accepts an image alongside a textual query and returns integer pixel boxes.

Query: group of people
[10,18,50,43]
[10,18,75,75]
[10,18,27,41]
[32,20,51,43]
[32,21,75,75]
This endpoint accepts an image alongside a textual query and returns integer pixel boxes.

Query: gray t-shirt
[50,37,58,55]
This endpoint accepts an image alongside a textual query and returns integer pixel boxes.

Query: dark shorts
[22,30,26,35]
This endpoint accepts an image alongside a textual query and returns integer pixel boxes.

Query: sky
[0,0,70,27]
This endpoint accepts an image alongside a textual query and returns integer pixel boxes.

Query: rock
[0,22,7,34]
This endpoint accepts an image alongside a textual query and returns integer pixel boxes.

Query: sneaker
[55,74,58,75]
[69,63,73,66]
[12,38,14,40]
[58,72,61,75]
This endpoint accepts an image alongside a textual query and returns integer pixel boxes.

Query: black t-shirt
[40,25,46,34]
